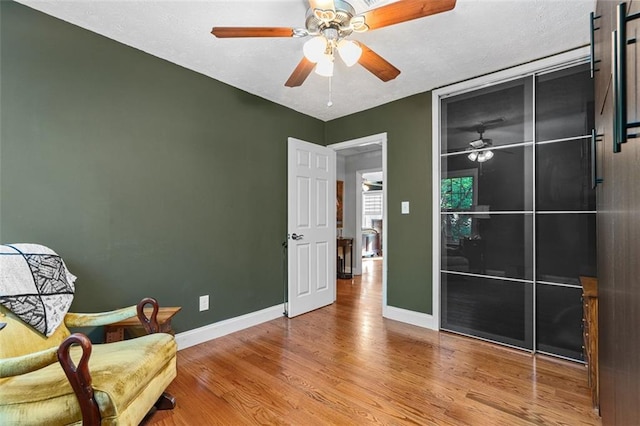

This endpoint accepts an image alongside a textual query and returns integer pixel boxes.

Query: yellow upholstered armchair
[0,244,177,425]
[0,299,177,425]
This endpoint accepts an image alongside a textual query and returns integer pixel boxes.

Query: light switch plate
[401,201,410,214]
[199,295,209,311]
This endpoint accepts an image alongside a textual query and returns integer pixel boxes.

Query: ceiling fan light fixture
[350,16,369,32]
[315,54,334,77]
[313,8,337,23]
[337,39,362,67]
[303,36,327,63]
[475,150,494,163]
[469,139,485,149]
[467,151,478,161]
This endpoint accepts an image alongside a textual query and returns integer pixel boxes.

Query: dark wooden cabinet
[580,276,599,411]
[593,1,640,423]
[337,238,353,279]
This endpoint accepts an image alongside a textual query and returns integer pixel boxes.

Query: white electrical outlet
[199,295,209,312]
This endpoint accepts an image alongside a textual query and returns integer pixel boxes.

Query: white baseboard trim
[383,305,438,330]
[175,304,285,351]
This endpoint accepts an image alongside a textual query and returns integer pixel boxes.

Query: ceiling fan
[211,0,457,87]
[362,179,383,191]
[464,119,505,162]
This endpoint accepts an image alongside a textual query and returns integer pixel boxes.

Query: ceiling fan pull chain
[327,76,333,107]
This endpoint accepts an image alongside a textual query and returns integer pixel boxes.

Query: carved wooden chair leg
[155,392,176,410]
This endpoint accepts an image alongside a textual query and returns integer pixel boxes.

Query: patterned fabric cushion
[0,244,76,336]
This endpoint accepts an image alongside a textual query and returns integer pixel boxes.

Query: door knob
[291,233,304,240]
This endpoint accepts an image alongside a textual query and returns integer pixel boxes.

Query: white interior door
[287,137,336,317]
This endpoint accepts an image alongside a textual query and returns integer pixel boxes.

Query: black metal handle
[591,129,604,188]
[590,12,601,78]
[613,3,640,150]
[616,3,627,148]
[626,33,640,137]
[613,29,623,153]
[291,233,304,241]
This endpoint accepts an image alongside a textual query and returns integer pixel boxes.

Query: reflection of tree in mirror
[441,176,474,243]
[441,176,474,210]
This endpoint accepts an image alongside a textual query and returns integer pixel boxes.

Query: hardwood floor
[149,258,601,425]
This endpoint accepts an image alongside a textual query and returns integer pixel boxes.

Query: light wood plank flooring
[149,258,601,425]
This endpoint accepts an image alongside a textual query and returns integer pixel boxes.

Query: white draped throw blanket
[0,244,76,336]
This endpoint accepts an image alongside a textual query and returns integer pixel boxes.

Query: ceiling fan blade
[285,57,316,87]
[211,27,295,38]
[358,43,400,82]
[358,0,456,31]
[481,117,506,127]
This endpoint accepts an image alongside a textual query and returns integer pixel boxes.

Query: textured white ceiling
[16,0,595,121]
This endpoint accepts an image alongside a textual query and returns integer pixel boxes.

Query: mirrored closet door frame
[431,47,595,362]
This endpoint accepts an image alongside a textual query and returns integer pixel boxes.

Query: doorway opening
[328,133,388,311]
[361,170,383,259]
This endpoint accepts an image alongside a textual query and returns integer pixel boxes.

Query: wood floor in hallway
[148,258,601,425]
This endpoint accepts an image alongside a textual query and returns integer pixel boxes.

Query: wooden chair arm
[65,298,163,332]
[0,346,58,378]
[57,333,101,425]
[65,305,137,327]
[137,297,160,334]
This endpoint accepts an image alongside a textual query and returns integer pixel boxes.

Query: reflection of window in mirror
[441,169,478,245]
[441,175,474,210]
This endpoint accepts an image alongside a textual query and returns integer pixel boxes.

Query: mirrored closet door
[439,63,595,361]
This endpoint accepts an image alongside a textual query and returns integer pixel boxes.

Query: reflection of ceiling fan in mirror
[211,0,457,87]
[464,118,505,162]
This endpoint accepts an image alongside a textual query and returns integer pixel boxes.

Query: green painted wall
[1,1,435,334]
[325,94,434,314]
[0,2,324,332]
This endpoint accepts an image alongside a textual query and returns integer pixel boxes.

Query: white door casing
[287,137,336,317]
